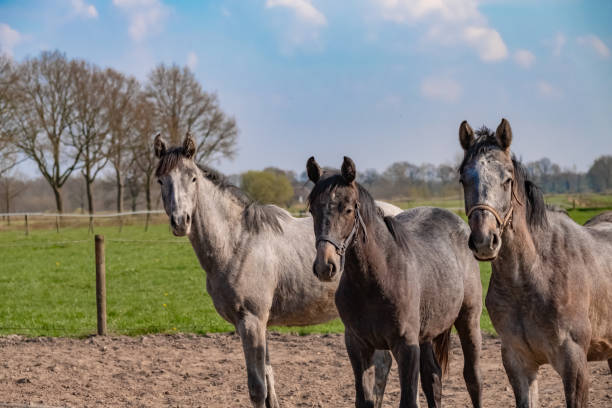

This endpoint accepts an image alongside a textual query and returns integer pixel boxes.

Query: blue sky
[1,0,611,175]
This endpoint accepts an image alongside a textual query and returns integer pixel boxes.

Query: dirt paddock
[0,333,610,407]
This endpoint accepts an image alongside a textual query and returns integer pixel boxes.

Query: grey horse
[458,118,612,407]
[153,134,398,408]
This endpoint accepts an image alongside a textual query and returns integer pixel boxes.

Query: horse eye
[192,177,196,183]
[503,178,512,187]
[346,208,353,214]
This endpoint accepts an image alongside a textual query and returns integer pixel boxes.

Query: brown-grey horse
[306,156,483,408]
[458,118,612,408]
[153,134,398,408]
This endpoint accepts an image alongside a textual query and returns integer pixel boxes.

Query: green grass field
[0,198,609,338]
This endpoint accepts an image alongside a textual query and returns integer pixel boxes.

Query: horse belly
[267,281,338,327]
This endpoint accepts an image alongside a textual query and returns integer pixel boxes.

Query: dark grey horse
[458,118,612,408]
[153,134,398,408]
[306,156,483,408]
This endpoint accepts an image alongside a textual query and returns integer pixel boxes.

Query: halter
[466,180,524,233]
[315,202,368,271]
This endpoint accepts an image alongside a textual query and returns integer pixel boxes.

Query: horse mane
[459,126,548,231]
[307,174,410,251]
[155,148,288,234]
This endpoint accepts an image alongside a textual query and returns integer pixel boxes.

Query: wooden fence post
[55,216,60,233]
[24,214,29,236]
[95,235,107,336]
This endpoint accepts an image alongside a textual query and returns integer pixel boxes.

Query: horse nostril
[468,235,476,251]
[186,214,191,223]
[170,216,177,228]
[329,262,336,275]
[490,232,500,250]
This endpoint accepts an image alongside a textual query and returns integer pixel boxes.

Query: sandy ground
[0,333,610,407]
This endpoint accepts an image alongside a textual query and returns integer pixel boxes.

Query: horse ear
[306,156,322,184]
[154,133,166,158]
[495,118,512,151]
[459,120,474,151]
[341,156,356,183]
[183,132,196,160]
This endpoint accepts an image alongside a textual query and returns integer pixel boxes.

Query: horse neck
[492,196,540,284]
[344,217,397,286]
[188,177,245,274]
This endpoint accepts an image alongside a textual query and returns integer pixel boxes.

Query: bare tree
[104,68,140,219]
[128,95,159,229]
[10,51,81,213]
[71,60,109,221]
[0,54,22,177]
[0,173,27,224]
[145,63,238,163]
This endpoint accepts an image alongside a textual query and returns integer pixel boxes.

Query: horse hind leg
[419,341,442,408]
[454,304,483,408]
[372,349,393,408]
[265,338,280,408]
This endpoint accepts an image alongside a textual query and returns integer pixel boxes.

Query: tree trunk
[85,175,95,233]
[115,170,124,231]
[5,182,10,226]
[52,185,63,214]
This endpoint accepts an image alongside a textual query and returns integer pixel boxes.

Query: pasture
[1,197,610,338]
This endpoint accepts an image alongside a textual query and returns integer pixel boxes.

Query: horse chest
[486,281,560,363]
[335,280,415,348]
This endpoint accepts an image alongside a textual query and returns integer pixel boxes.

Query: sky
[1,0,611,176]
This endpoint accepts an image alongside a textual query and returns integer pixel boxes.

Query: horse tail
[433,328,452,377]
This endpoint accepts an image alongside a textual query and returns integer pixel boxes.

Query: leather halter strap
[316,203,367,270]
[466,181,524,232]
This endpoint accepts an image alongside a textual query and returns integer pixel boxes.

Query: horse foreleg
[608,359,611,375]
[419,342,441,408]
[501,343,539,408]
[237,314,269,408]
[455,305,483,408]
[393,339,420,408]
[345,331,378,408]
[372,349,392,408]
[552,340,589,408]
[265,338,280,408]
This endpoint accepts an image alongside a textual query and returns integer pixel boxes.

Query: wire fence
[0,230,228,336]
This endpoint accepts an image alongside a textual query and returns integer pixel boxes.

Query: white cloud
[186,51,197,71]
[552,32,565,56]
[0,23,22,57]
[462,25,507,62]
[266,0,327,26]
[421,76,462,103]
[113,0,170,42]
[536,81,562,98]
[576,34,610,59]
[71,0,98,19]
[374,0,508,63]
[513,49,535,69]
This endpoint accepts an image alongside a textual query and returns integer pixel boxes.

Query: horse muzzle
[313,243,340,282]
[170,213,191,236]
[467,211,501,261]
